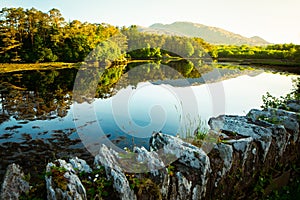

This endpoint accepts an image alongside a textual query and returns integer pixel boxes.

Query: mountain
[138,22,270,46]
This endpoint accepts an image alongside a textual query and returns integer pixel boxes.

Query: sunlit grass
[0,62,78,73]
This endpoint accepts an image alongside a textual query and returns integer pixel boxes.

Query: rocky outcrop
[92,106,300,200]
[150,133,211,199]
[7,105,298,199]
[0,163,29,200]
[205,107,299,199]
[286,100,300,112]
[94,144,137,200]
[45,159,88,200]
[69,157,92,174]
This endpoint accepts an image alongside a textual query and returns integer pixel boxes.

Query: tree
[0,7,24,62]
[184,41,194,57]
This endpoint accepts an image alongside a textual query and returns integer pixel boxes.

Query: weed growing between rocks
[79,166,114,199]
[126,173,162,200]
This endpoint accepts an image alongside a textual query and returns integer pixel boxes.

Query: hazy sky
[1,0,300,44]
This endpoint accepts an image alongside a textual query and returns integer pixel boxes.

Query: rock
[94,144,136,200]
[225,137,253,166]
[209,115,272,161]
[248,108,299,143]
[212,143,233,187]
[45,159,87,200]
[286,100,300,112]
[133,146,170,199]
[69,157,92,173]
[0,163,30,200]
[247,109,297,157]
[133,146,166,175]
[176,171,192,199]
[150,132,211,199]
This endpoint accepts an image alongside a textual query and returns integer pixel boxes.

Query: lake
[0,61,298,178]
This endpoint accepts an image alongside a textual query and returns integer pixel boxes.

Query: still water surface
[0,63,298,177]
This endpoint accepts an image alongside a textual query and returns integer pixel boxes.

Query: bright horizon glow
[1,0,300,44]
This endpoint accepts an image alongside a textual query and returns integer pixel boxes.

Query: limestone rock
[224,137,253,166]
[212,143,234,187]
[94,144,136,200]
[0,163,29,200]
[176,171,192,199]
[45,159,87,200]
[286,100,300,112]
[248,108,299,143]
[133,146,170,199]
[69,157,92,173]
[150,132,211,199]
[209,115,272,161]
[133,146,166,175]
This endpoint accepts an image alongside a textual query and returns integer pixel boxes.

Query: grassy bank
[217,58,300,67]
[217,58,300,74]
[0,63,79,73]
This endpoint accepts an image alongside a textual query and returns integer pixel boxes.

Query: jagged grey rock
[286,100,300,112]
[69,157,92,173]
[150,132,210,170]
[94,144,136,200]
[150,132,211,199]
[213,143,234,187]
[133,146,166,175]
[224,137,253,165]
[176,171,192,199]
[45,159,87,200]
[133,146,170,198]
[209,115,272,161]
[0,163,29,200]
[248,108,299,143]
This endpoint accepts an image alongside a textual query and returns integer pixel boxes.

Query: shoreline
[0,63,78,73]
[217,57,300,67]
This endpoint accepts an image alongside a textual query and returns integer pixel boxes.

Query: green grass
[217,58,300,67]
[0,62,79,73]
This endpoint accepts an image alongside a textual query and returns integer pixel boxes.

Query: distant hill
[138,22,270,46]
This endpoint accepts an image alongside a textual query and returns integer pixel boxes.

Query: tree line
[0,7,213,63]
[1,7,300,64]
[0,7,124,63]
[215,44,300,62]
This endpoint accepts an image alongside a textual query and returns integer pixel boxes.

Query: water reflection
[0,69,77,121]
[0,61,298,181]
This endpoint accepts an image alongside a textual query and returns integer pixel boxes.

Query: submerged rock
[45,159,87,200]
[0,163,30,200]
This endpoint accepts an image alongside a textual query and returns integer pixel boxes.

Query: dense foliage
[216,44,300,62]
[1,7,300,64]
[0,7,212,63]
[0,7,124,63]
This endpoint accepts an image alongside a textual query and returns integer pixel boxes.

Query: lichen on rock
[45,159,87,200]
[0,163,30,200]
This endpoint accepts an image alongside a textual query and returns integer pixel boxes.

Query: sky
[1,0,300,44]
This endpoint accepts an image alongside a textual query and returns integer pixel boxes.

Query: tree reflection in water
[0,60,215,183]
